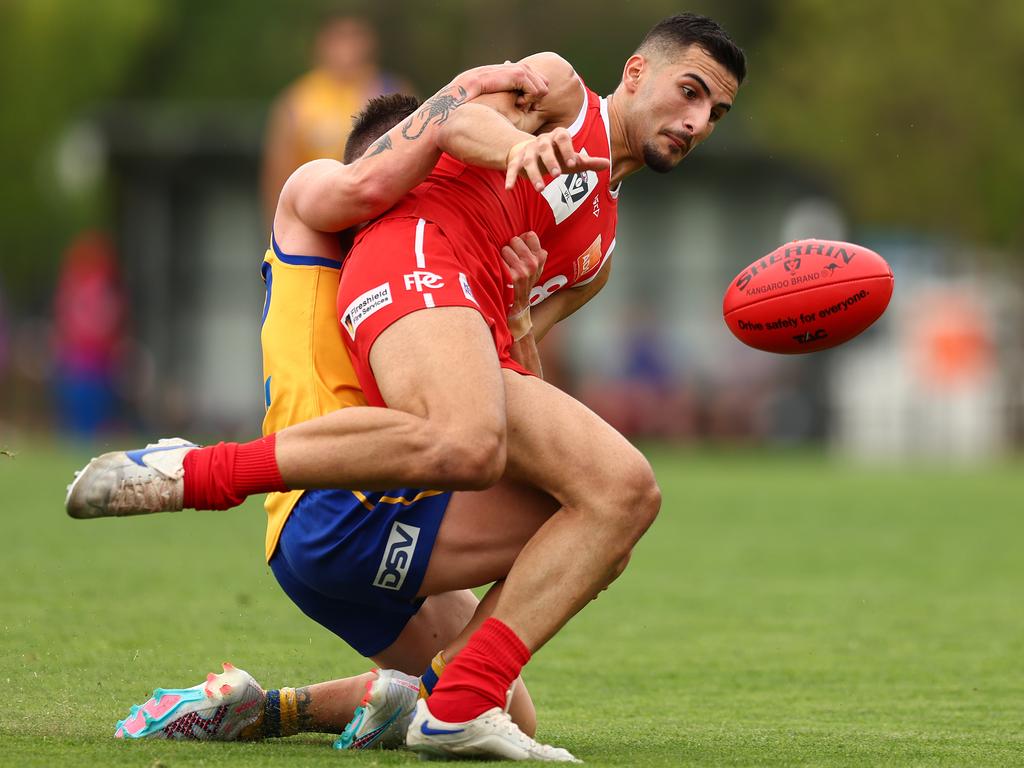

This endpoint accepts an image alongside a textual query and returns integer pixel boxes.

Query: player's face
[636,46,738,173]
[318,17,378,74]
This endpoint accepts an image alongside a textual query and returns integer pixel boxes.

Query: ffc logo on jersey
[403,270,445,292]
[373,521,421,591]
[342,282,392,339]
[541,168,599,225]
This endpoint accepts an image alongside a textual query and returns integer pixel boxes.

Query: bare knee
[600,453,661,548]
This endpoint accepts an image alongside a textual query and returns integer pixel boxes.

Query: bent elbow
[348,174,392,221]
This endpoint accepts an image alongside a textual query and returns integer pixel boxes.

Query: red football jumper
[337,80,620,406]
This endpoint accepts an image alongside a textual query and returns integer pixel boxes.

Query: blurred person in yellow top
[261,14,414,223]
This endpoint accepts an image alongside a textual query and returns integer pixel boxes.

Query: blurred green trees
[0,0,162,297]
[0,0,1020,302]
[749,0,1024,249]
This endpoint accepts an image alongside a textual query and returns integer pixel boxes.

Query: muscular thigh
[500,370,652,507]
[371,306,504,424]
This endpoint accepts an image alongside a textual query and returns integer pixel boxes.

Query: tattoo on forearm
[295,686,315,732]
[366,133,393,157]
[401,85,469,141]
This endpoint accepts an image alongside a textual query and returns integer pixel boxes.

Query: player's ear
[622,54,646,94]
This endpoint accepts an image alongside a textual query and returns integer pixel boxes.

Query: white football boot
[114,662,265,740]
[65,438,196,518]
[406,698,581,762]
[334,669,420,750]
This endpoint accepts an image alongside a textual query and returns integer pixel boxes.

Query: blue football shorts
[269,487,451,657]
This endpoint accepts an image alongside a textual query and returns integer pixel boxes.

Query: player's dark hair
[343,93,421,163]
[637,13,746,84]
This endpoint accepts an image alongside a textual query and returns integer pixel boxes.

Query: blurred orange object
[908,288,994,391]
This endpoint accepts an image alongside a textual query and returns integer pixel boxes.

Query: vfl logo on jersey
[572,235,603,281]
[404,270,444,292]
[373,521,421,591]
[342,282,392,340]
[459,273,477,305]
[562,172,591,204]
[541,167,599,225]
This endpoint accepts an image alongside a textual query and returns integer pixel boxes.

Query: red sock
[182,434,288,510]
[427,618,531,723]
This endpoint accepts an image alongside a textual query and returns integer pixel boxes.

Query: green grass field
[1,442,1022,766]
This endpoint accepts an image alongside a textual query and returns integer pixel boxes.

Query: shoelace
[111,472,178,512]
[487,710,528,740]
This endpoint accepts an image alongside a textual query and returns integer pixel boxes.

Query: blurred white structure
[829,242,1023,462]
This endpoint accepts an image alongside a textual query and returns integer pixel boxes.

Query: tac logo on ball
[723,239,894,354]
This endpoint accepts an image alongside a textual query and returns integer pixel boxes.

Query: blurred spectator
[579,309,700,440]
[260,14,413,223]
[52,231,126,438]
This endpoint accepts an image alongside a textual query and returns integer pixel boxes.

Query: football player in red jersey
[70,14,745,761]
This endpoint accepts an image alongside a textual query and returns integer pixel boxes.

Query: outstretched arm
[437,104,608,191]
[437,52,609,190]
[280,62,549,234]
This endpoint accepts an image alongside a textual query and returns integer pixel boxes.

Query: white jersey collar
[599,96,621,199]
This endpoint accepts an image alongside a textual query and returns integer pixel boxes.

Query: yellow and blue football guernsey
[260,233,453,657]
[260,233,365,561]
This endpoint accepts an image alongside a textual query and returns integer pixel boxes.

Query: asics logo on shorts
[403,271,445,292]
[373,522,421,591]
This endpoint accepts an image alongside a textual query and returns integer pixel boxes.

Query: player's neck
[605,92,644,186]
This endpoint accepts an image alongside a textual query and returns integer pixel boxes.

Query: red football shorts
[337,216,531,406]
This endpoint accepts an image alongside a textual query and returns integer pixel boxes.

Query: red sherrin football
[723,239,894,354]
